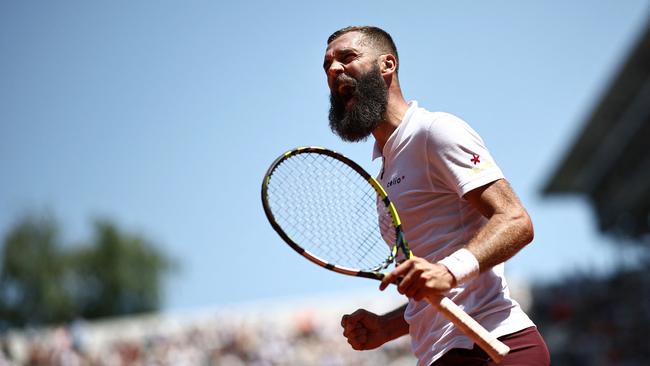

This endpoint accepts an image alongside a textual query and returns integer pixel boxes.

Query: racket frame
[261,146,405,280]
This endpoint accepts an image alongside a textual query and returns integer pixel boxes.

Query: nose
[327,59,345,75]
[326,60,344,78]
[326,62,345,90]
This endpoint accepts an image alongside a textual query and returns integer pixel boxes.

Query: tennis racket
[261,146,509,363]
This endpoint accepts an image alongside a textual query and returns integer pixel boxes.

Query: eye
[342,53,357,64]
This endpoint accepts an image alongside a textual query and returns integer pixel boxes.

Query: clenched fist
[341,309,388,350]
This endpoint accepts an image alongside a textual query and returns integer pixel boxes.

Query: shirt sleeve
[425,113,504,197]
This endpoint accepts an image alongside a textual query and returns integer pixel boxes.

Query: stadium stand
[539,14,650,365]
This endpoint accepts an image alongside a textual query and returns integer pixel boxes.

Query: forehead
[325,31,366,57]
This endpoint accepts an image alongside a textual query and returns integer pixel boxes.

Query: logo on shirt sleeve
[468,153,496,175]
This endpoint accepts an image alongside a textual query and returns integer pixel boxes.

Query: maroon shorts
[431,326,550,366]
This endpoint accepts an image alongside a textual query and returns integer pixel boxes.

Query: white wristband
[438,248,480,285]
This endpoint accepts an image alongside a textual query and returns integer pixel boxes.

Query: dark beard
[328,65,388,142]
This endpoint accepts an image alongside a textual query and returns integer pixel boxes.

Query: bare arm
[462,178,534,271]
[341,303,409,350]
[380,178,533,299]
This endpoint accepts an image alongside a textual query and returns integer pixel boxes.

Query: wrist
[380,306,409,341]
[437,248,480,285]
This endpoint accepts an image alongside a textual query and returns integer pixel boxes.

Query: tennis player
[325,26,550,366]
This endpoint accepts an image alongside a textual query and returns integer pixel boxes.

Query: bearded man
[324,26,550,366]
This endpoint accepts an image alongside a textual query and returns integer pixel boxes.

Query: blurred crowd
[531,259,650,366]
[0,297,416,366]
[3,261,650,366]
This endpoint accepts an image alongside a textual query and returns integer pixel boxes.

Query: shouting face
[324,32,388,142]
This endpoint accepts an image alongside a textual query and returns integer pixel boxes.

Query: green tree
[70,220,173,319]
[0,215,72,328]
[0,214,174,329]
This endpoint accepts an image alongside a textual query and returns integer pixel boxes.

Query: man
[324,26,550,366]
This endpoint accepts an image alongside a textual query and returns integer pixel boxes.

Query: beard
[328,65,388,142]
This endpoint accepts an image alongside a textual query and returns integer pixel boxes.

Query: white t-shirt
[373,101,535,365]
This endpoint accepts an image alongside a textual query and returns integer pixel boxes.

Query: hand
[341,309,387,350]
[379,257,456,301]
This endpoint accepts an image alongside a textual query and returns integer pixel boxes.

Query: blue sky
[1,1,649,312]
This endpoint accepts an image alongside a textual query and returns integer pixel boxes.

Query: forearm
[466,207,533,271]
[380,303,409,341]
[442,179,533,284]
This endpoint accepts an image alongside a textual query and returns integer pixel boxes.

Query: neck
[372,87,410,151]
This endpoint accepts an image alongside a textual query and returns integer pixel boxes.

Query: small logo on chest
[386,175,406,187]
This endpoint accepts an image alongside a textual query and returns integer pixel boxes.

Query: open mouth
[334,75,357,98]
[336,83,356,100]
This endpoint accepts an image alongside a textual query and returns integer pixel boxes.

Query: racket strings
[266,153,397,271]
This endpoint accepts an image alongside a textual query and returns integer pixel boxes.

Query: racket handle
[426,294,510,363]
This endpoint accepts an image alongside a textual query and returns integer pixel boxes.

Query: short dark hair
[327,26,399,73]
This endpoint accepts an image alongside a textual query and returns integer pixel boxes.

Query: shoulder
[410,108,470,131]
[411,110,481,146]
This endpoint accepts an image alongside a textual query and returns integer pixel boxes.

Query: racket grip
[426,294,510,363]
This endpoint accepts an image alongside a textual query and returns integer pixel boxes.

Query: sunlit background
[2,1,649,365]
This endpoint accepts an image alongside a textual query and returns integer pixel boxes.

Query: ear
[379,54,397,76]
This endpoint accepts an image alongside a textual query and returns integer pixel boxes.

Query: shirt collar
[372,100,418,160]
